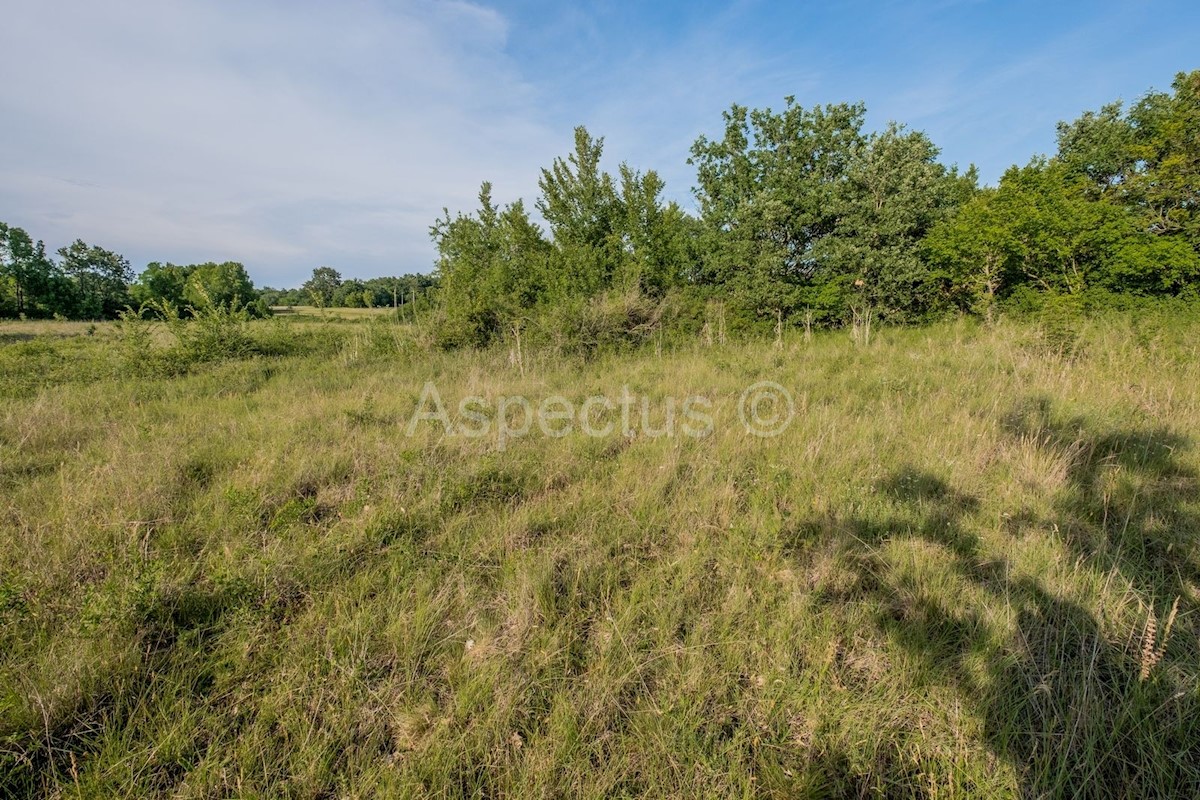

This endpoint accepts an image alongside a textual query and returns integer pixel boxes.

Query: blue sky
[1,0,1197,286]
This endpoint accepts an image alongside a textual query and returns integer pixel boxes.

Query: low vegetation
[2,306,1199,797]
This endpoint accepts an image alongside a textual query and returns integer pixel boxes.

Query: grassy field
[271,305,406,320]
[1,310,1199,797]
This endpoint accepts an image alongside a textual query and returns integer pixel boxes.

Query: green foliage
[824,124,977,320]
[185,261,257,312]
[535,288,667,358]
[431,182,554,348]
[689,99,976,327]
[129,261,190,310]
[303,266,343,307]
[433,129,698,349]
[1053,69,1200,282]
[166,297,254,364]
[112,306,157,373]
[57,239,133,319]
[131,261,265,319]
[926,148,1200,312]
[427,70,1199,343]
[0,223,69,318]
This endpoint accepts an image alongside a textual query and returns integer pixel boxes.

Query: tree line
[0,230,436,321]
[432,69,1200,346]
[5,69,1195,332]
[0,228,134,320]
[0,229,275,321]
[260,267,438,311]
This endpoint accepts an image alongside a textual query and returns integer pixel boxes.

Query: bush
[534,289,668,358]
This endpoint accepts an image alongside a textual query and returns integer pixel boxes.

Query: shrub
[534,289,668,358]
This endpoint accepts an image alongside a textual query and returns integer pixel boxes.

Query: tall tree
[1,222,61,317]
[57,240,132,319]
[432,182,553,346]
[537,127,621,297]
[131,262,192,311]
[824,124,977,320]
[1057,70,1200,258]
[690,98,971,324]
[303,266,342,307]
[185,262,256,310]
[689,99,868,323]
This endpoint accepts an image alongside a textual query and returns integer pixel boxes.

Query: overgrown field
[2,310,1199,797]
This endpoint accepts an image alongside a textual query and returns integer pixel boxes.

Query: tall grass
[1,310,1198,797]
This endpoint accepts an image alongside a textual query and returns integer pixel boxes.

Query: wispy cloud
[0,0,556,283]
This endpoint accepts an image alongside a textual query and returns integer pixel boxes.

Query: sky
[1,0,1197,287]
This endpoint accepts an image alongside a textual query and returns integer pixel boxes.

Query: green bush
[534,289,667,358]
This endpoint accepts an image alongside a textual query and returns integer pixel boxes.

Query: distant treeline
[260,267,438,310]
[431,69,1200,348]
[0,232,437,320]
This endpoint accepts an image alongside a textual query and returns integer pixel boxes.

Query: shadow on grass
[792,397,1200,797]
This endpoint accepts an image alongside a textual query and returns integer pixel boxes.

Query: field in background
[271,305,405,320]
[1,311,1199,797]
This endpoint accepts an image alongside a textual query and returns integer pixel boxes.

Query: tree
[1125,70,1200,249]
[1057,70,1200,262]
[57,240,132,319]
[689,99,868,325]
[332,279,367,307]
[1056,101,1137,195]
[185,262,256,311]
[923,188,1022,321]
[925,159,1196,309]
[823,124,977,320]
[612,165,698,296]
[132,261,263,317]
[1,222,64,317]
[131,262,192,311]
[432,182,553,346]
[690,98,971,325]
[303,266,342,307]
[537,127,622,298]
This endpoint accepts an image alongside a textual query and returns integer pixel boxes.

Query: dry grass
[1,309,1199,797]
[271,305,401,319]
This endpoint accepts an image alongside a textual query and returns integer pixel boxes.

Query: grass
[1,310,1199,797]
[271,305,406,320]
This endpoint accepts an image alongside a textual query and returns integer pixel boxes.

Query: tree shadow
[787,400,1200,796]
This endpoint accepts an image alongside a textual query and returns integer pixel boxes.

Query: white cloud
[0,0,555,284]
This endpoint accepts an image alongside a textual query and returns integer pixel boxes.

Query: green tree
[612,165,698,296]
[689,99,867,325]
[303,266,342,307]
[537,127,622,298]
[57,240,132,319]
[332,279,367,307]
[1,222,65,318]
[823,124,977,320]
[131,262,192,312]
[185,262,257,312]
[1055,101,1137,195]
[432,182,553,346]
[1056,70,1200,272]
[923,188,1022,321]
[925,159,1196,310]
[690,98,972,325]
[1125,70,1200,249]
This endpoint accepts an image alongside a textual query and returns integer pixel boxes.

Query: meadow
[1,309,1198,797]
